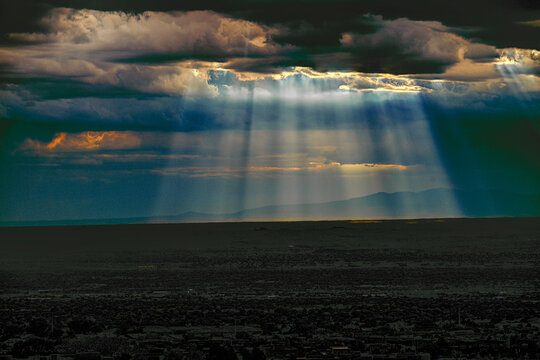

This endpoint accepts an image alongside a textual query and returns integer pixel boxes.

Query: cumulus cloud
[341,15,498,65]
[339,75,431,93]
[435,59,500,81]
[497,48,540,72]
[1,9,537,103]
[1,8,289,97]
[399,48,533,84]
[0,48,220,96]
[10,8,286,57]
[87,63,220,97]
[336,16,539,84]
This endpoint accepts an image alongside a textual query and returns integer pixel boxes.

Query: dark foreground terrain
[0,218,539,359]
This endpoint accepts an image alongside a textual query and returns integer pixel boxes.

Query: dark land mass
[0,217,539,359]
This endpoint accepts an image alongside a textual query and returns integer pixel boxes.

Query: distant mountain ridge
[2,188,539,226]
[219,187,539,221]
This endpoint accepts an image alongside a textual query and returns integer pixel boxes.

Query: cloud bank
[1,8,538,102]
[1,8,291,97]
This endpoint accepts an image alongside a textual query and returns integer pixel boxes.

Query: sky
[0,0,539,223]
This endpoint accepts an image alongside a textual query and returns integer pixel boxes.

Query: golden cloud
[21,131,142,152]
[152,161,416,178]
[520,20,540,28]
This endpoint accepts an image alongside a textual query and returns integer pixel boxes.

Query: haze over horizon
[1,0,539,223]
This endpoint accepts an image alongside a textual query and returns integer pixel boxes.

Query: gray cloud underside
[1,8,538,86]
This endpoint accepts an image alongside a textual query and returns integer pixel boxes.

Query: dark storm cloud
[1,0,538,77]
[0,1,539,106]
[339,15,499,74]
[2,0,539,48]
[0,8,296,95]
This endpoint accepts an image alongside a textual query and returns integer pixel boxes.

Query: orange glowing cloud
[305,161,413,172]
[152,161,416,178]
[151,165,302,178]
[21,131,142,152]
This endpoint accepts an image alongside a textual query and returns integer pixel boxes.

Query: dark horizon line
[3,216,540,230]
